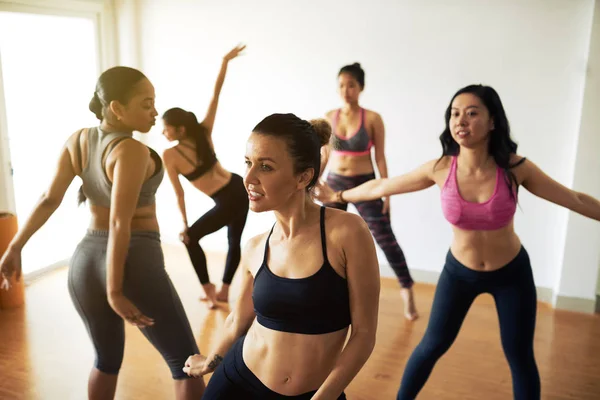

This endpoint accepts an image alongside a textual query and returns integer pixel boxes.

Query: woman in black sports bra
[182,114,380,399]
[162,44,249,309]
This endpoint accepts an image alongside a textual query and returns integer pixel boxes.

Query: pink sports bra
[440,156,518,230]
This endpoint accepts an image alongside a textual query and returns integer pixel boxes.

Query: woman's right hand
[183,354,215,377]
[0,246,22,291]
[179,226,190,245]
[223,44,246,61]
[108,292,154,328]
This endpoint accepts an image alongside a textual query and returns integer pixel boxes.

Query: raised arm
[313,213,380,399]
[314,159,437,204]
[0,131,79,287]
[520,157,600,221]
[201,44,246,135]
[105,139,154,327]
[183,235,259,377]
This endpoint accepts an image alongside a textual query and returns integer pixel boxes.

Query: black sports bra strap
[263,223,276,264]
[319,206,327,259]
[174,146,196,167]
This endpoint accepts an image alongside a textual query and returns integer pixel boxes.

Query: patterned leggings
[324,172,414,288]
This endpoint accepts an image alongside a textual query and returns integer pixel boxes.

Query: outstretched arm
[312,214,380,399]
[314,159,437,204]
[520,158,600,221]
[0,133,79,285]
[201,44,246,135]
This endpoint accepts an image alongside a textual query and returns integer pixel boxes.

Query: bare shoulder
[243,231,271,275]
[509,153,530,183]
[324,207,370,243]
[325,109,337,122]
[363,108,382,120]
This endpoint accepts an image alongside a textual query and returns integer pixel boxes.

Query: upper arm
[163,150,184,197]
[371,113,385,160]
[520,157,580,209]
[229,236,261,333]
[378,159,437,197]
[201,97,219,135]
[109,140,149,225]
[44,144,78,206]
[341,214,380,337]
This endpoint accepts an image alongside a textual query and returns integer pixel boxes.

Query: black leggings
[202,336,347,399]
[325,172,413,288]
[68,231,199,379]
[397,246,540,399]
[185,173,249,285]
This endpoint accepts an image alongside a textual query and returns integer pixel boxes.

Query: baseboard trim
[554,295,597,314]
[23,258,69,285]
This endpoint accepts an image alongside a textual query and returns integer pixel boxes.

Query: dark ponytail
[162,107,215,164]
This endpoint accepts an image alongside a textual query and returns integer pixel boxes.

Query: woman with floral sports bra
[320,62,418,321]
[314,84,600,400]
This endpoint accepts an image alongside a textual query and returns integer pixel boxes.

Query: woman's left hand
[312,181,337,204]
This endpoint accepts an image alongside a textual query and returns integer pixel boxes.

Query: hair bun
[309,118,332,146]
[89,92,103,121]
[352,62,361,68]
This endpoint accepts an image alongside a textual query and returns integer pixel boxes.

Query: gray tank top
[80,127,164,208]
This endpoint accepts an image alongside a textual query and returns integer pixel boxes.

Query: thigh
[188,203,229,239]
[492,261,537,351]
[422,268,477,345]
[124,238,199,377]
[68,243,125,370]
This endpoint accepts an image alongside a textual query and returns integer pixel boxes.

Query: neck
[273,194,320,238]
[457,145,492,172]
[341,102,360,113]
[101,120,133,135]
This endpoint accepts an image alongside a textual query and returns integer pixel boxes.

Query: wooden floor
[0,244,599,400]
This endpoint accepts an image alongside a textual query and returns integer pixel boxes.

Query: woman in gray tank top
[0,67,205,399]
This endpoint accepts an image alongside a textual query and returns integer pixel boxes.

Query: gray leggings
[68,230,199,379]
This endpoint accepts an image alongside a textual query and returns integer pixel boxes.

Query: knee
[415,333,453,360]
[95,354,123,375]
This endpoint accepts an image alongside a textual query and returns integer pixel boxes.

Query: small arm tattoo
[208,354,224,370]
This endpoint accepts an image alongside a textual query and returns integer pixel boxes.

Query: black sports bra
[252,206,352,335]
[175,141,218,181]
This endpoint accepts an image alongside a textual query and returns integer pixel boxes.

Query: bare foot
[400,287,419,321]
[201,283,218,310]
[216,284,230,303]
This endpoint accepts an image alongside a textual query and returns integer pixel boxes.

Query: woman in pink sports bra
[314,84,600,400]
[320,62,418,321]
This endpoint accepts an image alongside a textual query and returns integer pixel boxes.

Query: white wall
[559,1,600,302]
[130,0,597,297]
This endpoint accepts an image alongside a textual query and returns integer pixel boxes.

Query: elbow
[350,327,377,354]
[109,218,132,234]
[40,192,61,209]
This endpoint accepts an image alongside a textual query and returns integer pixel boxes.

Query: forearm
[9,195,60,251]
[177,195,188,226]
[341,178,388,203]
[205,314,252,366]
[106,223,131,295]
[375,157,388,179]
[213,59,229,96]
[312,332,376,400]
[576,192,600,221]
